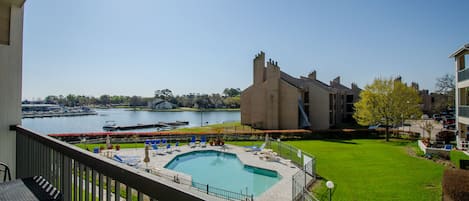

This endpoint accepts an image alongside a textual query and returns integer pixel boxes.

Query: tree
[99,95,111,105]
[223,88,241,97]
[435,74,455,109]
[155,89,173,101]
[353,78,422,141]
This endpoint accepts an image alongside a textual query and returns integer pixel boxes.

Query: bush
[442,168,469,201]
[437,131,456,144]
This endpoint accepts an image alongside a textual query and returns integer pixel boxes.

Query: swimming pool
[164,150,281,197]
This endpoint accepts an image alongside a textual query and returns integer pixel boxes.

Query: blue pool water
[164,150,280,196]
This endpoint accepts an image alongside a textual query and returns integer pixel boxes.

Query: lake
[22,109,240,134]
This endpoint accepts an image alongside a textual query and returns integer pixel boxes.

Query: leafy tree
[155,89,173,101]
[44,95,59,104]
[353,77,422,141]
[223,88,241,97]
[99,95,111,105]
[223,96,240,108]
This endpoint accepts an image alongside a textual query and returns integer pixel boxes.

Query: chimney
[333,76,340,84]
[411,82,419,90]
[308,71,316,80]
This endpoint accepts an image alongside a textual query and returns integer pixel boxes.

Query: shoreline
[94,106,240,112]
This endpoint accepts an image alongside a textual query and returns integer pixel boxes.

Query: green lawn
[450,150,469,168]
[285,139,444,201]
[172,121,255,132]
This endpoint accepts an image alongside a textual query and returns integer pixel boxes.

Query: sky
[22,0,469,100]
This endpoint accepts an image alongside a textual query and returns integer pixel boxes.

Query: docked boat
[103,121,118,131]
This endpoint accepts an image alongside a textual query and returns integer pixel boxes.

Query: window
[303,92,309,104]
[346,95,354,103]
[346,104,353,112]
[0,4,10,45]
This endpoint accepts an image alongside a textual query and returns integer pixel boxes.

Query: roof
[280,71,331,91]
[449,44,469,58]
[0,0,25,7]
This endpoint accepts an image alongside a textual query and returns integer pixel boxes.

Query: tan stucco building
[241,52,361,130]
[0,0,24,177]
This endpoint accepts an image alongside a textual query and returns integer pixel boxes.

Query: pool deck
[115,144,297,201]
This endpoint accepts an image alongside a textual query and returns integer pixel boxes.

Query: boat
[103,121,118,131]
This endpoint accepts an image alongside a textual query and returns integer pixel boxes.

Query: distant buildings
[452,43,469,149]
[241,52,361,130]
[148,98,177,110]
[410,82,452,115]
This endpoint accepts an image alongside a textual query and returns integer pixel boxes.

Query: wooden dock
[104,121,189,131]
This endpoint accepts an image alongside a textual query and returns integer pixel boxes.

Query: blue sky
[22,0,469,100]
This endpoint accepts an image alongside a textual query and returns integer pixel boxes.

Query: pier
[22,111,98,118]
[104,121,189,131]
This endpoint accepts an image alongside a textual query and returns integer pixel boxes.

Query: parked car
[444,117,455,125]
[368,124,393,130]
[432,114,442,121]
[444,124,456,130]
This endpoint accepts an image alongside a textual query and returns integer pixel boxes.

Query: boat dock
[104,121,189,131]
[22,111,98,118]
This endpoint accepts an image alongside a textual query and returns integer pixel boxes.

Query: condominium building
[241,52,361,130]
[452,43,469,149]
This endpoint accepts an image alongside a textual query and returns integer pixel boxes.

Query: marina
[22,104,98,118]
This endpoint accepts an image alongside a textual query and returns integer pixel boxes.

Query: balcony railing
[11,125,204,201]
[458,68,469,82]
[459,106,469,118]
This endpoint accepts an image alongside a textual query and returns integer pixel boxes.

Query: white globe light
[326,181,334,189]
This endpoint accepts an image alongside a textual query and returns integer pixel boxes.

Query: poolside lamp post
[326,181,334,201]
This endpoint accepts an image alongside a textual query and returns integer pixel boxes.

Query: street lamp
[326,181,334,201]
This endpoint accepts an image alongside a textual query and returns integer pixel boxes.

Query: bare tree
[435,74,455,109]
[435,74,455,94]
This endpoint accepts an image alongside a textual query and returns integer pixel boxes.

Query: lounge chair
[155,139,161,147]
[151,144,164,155]
[161,138,167,148]
[175,141,180,151]
[166,144,172,153]
[189,136,196,148]
[200,136,207,148]
[248,143,266,154]
[444,144,453,151]
[113,155,139,166]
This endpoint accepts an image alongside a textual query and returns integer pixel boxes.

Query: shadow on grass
[319,139,358,145]
[383,139,415,147]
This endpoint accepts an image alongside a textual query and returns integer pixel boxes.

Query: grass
[450,150,469,168]
[172,121,255,132]
[285,139,444,201]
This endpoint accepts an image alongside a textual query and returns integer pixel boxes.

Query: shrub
[442,168,469,201]
[437,131,456,144]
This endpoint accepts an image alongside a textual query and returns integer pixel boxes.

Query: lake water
[22,109,240,134]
